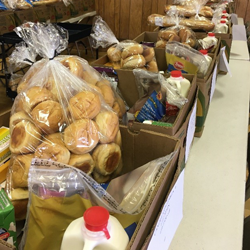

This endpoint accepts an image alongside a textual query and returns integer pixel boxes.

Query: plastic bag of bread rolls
[156,25,198,49]
[165,41,210,77]
[5,22,123,220]
[90,16,159,72]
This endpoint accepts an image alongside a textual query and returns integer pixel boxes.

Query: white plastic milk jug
[214,20,228,33]
[60,206,129,250]
[199,49,212,67]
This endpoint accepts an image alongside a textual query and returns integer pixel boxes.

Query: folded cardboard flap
[0,239,16,250]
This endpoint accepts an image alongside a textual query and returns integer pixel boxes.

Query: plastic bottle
[220,15,229,24]
[168,70,191,98]
[60,206,129,250]
[220,10,229,18]
[199,32,218,52]
[214,20,228,34]
[199,49,212,67]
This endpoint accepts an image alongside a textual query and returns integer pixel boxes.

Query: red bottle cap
[84,206,110,239]
[220,20,226,23]
[222,10,227,13]
[199,49,208,55]
[208,32,215,37]
[170,70,182,78]
[221,15,227,19]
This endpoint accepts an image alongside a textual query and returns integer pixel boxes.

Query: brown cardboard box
[14,9,36,26]
[52,2,71,22]
[0,11,16,35]
[0,239,16,250]
[71,0,84,15]
[33,5,54,23]
[118,125,180,250]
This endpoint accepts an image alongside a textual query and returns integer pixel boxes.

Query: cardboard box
[0,239,16,250]
[0,11,16,35]
[68,2,80,17]
[52,2,71,22]
[71,0,84,15]
[0,159,10,183]
[0,189,17,248]
[33,5,55,23]
[118,125,180,250]
[14,9,36,26]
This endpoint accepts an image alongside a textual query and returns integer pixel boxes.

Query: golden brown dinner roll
[12,198,28,221]
[122,55,146,69]
[17,80,29,94]
[96,80,115,107]
[114,129,122,148]
[107,47,122,62]
[95,111,119,144]
[11,154,33,188]
[9,111,31,133]
[92,143,121,176]
[155,40,167,48]
[64,119,99,154]
[61,57,84,78]
[34,141,70,164]
[9,120,42,154]
[143,47,155,63]
[147,60,158,72]
[158,29,178,41]
[31,100,65,134]
[69,153,95,175]
[92,170,112,183]
[110,160,123,179]
[68,90,102,120]
[121,44,144,59]
[21,86,56,113]
[44,133,64,146]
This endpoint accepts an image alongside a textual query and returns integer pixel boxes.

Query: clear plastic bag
[6,22,121,220]
[2,0,32,9]
[19,152,175,249]
[166,41,210,77]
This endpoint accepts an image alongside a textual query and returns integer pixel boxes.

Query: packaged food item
[198,32,218,53]
[2,0,33,9]
[220,15,229,24]
[5,22,122,220]
[213,20,228,33]
[61,206,129,250]
[199,50,212,67]
[90,16,159,72]
[165,41,210,77]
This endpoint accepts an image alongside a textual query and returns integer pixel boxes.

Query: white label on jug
[185,100,197,164]
[155,17,163,26]
[148,169,184,250]
[210,63,218,103]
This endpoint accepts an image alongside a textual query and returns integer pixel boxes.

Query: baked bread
[96,80,115,107]
[21,86,56,113]
[92,170,112,183]
[44,133,64,146]
[155,40,167,48]
[121,55,146,69]
[114,129,122,148]
[143,47,155,63]
[94,111,119,144]
[34,141,70,164]
[92,143,121,176]
[31,100,65,134]
[147,60,158,72]
[112,97,126,119]
[107,47,122,62]
[11,154,33,188]
[69,153,95,175]
[9,120,42,154]
[12,198,28,221]
[121,44,144,59]
[68,90,101,120]
[180,17,215,32]
[64,119,99,154]
[9,111,31,133]
[158,29,178,41]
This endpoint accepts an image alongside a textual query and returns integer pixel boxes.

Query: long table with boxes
[0,1,246,250]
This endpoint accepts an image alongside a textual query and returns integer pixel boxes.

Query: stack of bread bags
[5,22,126,221]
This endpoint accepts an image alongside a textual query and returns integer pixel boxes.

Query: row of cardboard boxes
[0,0,95,35]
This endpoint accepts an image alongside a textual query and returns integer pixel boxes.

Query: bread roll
[34,141,70,164]
[95,111,119,144]
[21,86,56,113]
[96,80,115,107]
[64,119,99,154]
[158,30,179,41]
[180,17,215,32]
[44,133,64,146]
[68,91,101,120]
[122,55,146,69]
[9,111,31,133]
[92,143,121,176]
[147,60,158,72]
[107,47,122,62]
[17,80,29,94]
[121,44,144,59]
[110,160,123,179]
[11,188,29,200]
[143,47,155,63]
[9,120,42,154]
[69,153,95,174]
[61,57,84,78]
[155,40,167,48]
[11,154,33,188]
[92,170,112,183]
[112,98,126,119]
[114,129,122,148]
[31,100,65,134]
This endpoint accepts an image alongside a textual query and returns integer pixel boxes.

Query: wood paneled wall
[235,0,250,23]
[95,0,168,40]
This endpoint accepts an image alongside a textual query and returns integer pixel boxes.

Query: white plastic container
[199,32,218,52]
[220,10,229,18]
[60,206,129,250]
[214,20,228,34]
[199,50,212,67]
[168,70,191,98]
[220,15,229,24]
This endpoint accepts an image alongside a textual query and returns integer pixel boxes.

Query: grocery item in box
[0,127,10,166]
[0,159,10,183]
[0,189,17,248]
[90,16,159,72]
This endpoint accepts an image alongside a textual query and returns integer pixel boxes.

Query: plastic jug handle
[82,239,98,250]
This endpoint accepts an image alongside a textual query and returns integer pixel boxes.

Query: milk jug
[220,15,229,24]
[214,20,228,34]
[199,32,218,52]
[60,206,129,250]
[168,70,190,98]
[199,49,212,67]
